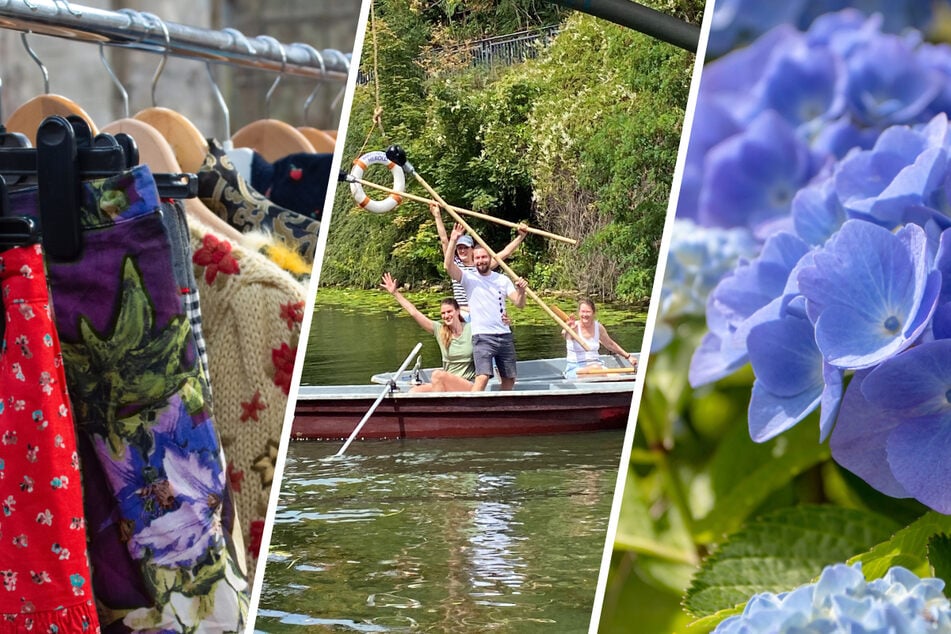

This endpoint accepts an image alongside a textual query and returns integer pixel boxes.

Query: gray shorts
[472,333,517,378]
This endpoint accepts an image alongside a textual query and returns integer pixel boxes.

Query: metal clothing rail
[0,0,351,81]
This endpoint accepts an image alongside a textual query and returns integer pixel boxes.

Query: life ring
[349,150,405,214]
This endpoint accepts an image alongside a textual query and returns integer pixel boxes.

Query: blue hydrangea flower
[797,220,940,370]
[689,232,811,387]
[714,563,951,634]
[679,4,951,514]
[698,110,821,234]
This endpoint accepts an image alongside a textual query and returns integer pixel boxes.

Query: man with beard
[445,223,527,391]
[430,203,528,319]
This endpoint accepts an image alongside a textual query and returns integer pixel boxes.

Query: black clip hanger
[0,215,40,248]
[36,116,81,262]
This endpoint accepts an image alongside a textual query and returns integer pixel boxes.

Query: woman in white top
[562,299,637,379]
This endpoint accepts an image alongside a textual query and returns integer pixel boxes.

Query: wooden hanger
[296,126,335,153]
[102,118,243,243]
[6,33,97,144]
[232,119,316,162]
[133,107,209,174]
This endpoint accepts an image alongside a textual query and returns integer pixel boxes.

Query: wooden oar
[335,342,423,457]
[577,366,637,375]
[340,171,577,245]
[385,147,591,351]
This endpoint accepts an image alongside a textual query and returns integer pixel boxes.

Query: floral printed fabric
[0,243,100,634]
[197,139,319,267]
[6,165,249,633]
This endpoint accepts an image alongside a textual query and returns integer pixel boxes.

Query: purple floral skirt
[8,165,248,633]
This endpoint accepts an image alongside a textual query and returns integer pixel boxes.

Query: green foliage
[325,0,696,305]
[850,512,951,579]
[685,506,900,619]
[929,534,951,585]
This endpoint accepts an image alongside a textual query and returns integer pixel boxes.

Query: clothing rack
[0,0,351,81]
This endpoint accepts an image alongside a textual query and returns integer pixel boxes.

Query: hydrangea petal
[819,363,843,442]
[861,339,951,417]
[689,330,749,387]
[792,175,846,246]
[813,303,912,369]
[748,315,821,397]
[830,372,910,499]
[887,414,951,513]
[749,380,821,442]
[800,221,937,369]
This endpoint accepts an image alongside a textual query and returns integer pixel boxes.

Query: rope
[359,0,386,156]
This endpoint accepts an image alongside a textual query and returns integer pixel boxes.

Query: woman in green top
[381,272,475,392]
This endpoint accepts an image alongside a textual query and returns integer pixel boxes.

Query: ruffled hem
[0,597,99,633]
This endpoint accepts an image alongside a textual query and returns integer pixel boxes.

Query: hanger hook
[328,50,351,112]
[54,0,81,17]
[20,32,49,94]
[293,43,327,124]
[205,62,230,141]
[141,12,171,108]
[256,35,286,120]
[223,27,254,54]
[99,43,129,119]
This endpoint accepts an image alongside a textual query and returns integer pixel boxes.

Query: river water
[257,433,624,633]
[255,305,643,632]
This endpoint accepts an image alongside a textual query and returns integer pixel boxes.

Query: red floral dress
[0,243,99,633]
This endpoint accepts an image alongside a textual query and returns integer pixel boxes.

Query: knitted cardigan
[188,218,307,586]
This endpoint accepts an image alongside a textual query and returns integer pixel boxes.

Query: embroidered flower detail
[192,233,240,284]
[249,519,265,557]
[227,462,245,493]
[280,301,305,330]
[240,390,267,422]
[271,343,296,395]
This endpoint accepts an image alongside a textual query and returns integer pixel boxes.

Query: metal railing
[359,24,559,84]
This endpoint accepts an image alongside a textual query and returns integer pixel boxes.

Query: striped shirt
[451,254,475,306]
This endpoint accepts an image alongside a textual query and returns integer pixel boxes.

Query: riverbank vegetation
[320,0,703,306]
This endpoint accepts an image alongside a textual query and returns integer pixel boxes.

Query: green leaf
[928,534,951,587]
[685,505,899,619]
[850,511,951,579]
[692,420,831,542]
[683,606,744,634]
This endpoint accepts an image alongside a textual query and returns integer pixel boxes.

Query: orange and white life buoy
[349,150,405,214]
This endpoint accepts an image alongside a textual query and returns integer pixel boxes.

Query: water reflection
[258,435,622,633]
[469,475,526,600]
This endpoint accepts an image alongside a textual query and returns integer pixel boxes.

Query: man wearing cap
[445,223,527,391]
[430,203,528,318]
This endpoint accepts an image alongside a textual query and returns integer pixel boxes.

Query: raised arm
[491,224,529,270]
[430,203,450,254]
[561,313,578,339]
[444,223,465,282]
[381,272,435,334]
[597,322,636,364]
[508,277,527,309]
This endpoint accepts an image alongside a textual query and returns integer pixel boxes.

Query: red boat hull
[292,390,633,440]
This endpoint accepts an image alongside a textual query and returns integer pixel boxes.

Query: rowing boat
[291,355,637,440]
